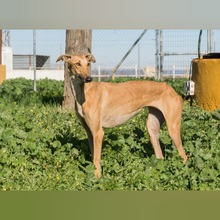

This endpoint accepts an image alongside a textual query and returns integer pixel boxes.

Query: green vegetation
[0,77,219,190]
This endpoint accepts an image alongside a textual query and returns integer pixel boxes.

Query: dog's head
[56,54,96,83]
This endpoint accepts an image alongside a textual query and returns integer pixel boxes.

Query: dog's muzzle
[85,76,93,83]
[75,73,93,83]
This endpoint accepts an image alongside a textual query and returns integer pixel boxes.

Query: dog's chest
[75,102,84,118]
[70,80,85,118]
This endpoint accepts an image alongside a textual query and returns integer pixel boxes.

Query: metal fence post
[172,64,175,80]
[207,30,213,53]
[155,30,160,80]
[135,65,138,78]
[159,30,163,78]
[155,30,163,81]
[138,43,140,78]
[33,30,37,91]
[98,65,101,82]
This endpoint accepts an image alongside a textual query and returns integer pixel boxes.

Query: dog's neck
[70,74,86,117]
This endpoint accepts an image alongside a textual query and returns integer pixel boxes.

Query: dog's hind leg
[146,107,165,159]
[162,96,188,164]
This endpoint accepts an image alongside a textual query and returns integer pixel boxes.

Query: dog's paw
[183,155,188,164]
[94,170,102,179]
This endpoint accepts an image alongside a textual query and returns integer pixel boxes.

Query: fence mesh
[1,29,219,80]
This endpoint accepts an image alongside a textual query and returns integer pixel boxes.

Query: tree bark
[0,30,2,64]
[62,29,92,111]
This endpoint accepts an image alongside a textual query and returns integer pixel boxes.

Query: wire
[198,30,203,59]
[107,30,147,81]
[188,30,203,82]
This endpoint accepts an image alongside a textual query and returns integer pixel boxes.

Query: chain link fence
[1,29,219,81]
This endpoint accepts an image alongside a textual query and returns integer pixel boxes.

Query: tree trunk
[62,29,92,111]
[0,30,2,64]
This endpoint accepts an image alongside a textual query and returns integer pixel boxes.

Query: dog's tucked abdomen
[102,109,141,128]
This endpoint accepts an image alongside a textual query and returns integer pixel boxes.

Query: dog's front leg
[92,128,104,178]
[84,113,104,178]
[78,116,94,155]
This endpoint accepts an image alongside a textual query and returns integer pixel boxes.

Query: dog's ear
[85,54,96,63]
[56,54,72,63]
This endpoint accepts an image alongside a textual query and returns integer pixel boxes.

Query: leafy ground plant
[0,77,220,190]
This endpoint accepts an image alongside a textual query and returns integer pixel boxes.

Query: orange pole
[192,58,220,111]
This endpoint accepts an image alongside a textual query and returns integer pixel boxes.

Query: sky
[3,29,218,72]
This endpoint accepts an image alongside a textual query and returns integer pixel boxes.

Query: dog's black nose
[85,76,93,83]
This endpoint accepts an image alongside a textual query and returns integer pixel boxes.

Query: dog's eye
[87,63,90,67]
[76,62,81,67]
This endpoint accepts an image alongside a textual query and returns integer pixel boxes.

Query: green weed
[0,77,219,190]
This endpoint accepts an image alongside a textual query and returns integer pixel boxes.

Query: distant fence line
[1,29,220,81]
[5,64,190,82]
[92,65,190,81]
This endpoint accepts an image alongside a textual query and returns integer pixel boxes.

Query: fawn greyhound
[56,53,188,178]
